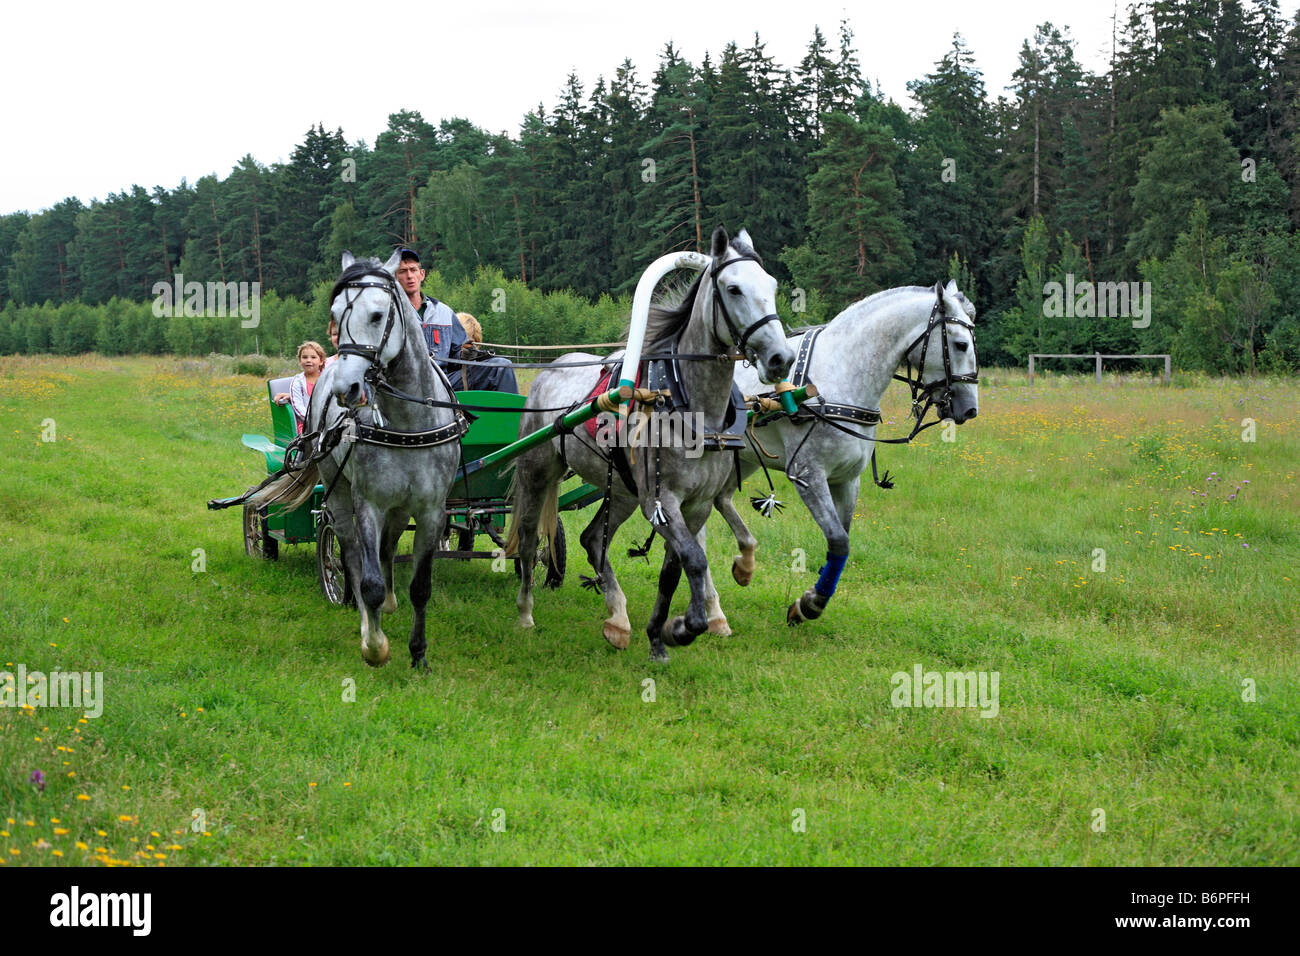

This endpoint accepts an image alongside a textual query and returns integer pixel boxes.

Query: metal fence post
[1028,354,1035,385]
[1095,353,1102,383]
[1164,355,1171,384]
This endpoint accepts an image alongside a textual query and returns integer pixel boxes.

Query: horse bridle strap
[896,299,980,407]
[710,251,780,359]
[333,273,405,367]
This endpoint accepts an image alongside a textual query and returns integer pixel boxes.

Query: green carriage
[236,377,601,605]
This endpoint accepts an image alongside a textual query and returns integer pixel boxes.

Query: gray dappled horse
[505,228,795,662]
[727,280,980,624]
[247,251,465,668]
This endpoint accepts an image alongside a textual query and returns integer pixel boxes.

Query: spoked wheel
[243,504,278,561]
[514,519,566,589]
[438,519,475,560]
[317,517,353,606]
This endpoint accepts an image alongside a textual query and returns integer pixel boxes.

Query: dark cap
[397,247,420,263]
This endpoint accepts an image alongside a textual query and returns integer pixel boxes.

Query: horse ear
[382,248,403,274]
[341,250,355,270]
[710,225,730,259]
[944,278,958,296]
[934,280,945,302]
[736,227,754,249]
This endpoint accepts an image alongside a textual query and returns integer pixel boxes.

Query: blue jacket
[417,296,468,371]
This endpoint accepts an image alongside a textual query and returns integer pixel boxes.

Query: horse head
[909,279,979,424]
[329,249,409,409]
[707,227,794,384]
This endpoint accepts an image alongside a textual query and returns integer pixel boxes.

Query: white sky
[2,0,1294,214]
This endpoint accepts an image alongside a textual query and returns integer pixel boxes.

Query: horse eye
[727,285,741,295]
[371,311,385,322]
[955,341,969,353]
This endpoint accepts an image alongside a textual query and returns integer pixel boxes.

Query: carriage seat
[266,377,298,447]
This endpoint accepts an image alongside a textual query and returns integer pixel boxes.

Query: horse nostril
[965,408,978,421]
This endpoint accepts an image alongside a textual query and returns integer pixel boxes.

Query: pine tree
[7,199,83,304]
[272,123,348,294]
[358,112,435,256]
[1127,103,1238,263]
[0,212,32,307]
[634,47,708,267]
[782,112,913,310]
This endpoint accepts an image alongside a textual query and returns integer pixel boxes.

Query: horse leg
[406,507,442,672]
[714,490,758,586]
[380,512,405,614]
[695,527,731,636]
[831,476,861,539]
[646,545,684,663]
[353,502,391,666]
[786,466,850,625]
[648,496,711,659]
[508,449,565,629]
[579,494,637,649]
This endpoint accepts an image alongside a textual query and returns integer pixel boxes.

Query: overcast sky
[3,0,1294,214]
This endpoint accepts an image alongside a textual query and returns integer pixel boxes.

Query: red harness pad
[583,366,639,439]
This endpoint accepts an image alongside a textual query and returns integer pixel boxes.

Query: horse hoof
[664,616,698,647]
[411,656,430,673]
[602,620,631,650]
[518,613,535,629]
[362,643,390,667]
[382,592,398,614]
[649,642,670,664]
[787,590,825,626]
[708,615,731,636]
[731,558,753,587]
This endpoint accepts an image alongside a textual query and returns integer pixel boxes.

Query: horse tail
[502,465,560,559]
[503,471,522,557]
[245,460,320,513]
[539,479,560,555]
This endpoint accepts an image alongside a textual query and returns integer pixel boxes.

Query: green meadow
[0,354,1296,865]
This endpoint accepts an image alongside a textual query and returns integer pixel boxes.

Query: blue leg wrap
[814,552,848,598]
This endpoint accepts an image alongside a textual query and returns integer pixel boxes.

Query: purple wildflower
[28,769,45,791]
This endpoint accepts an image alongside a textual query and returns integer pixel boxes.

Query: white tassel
[651,500,667,526]
[750,492,784,517]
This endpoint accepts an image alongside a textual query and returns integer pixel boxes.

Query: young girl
[274,341,327,433]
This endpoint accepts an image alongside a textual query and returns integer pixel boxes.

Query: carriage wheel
[317,519,353,606]
[514,519,566,589]
[243,504,278,561]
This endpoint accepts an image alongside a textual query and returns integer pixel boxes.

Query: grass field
[0,354,1297,865]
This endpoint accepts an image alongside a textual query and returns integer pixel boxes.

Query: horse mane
[823,284,976,333]
[637,270,704,345]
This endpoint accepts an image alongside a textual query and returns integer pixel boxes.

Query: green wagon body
[235,380,599,592]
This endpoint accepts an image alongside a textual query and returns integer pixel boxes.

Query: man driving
[394,248,516,393]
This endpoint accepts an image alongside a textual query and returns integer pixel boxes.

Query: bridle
[894,292,979,428]
[326,265,469,453]
[331,269,407,375]
[709,250,782,362]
